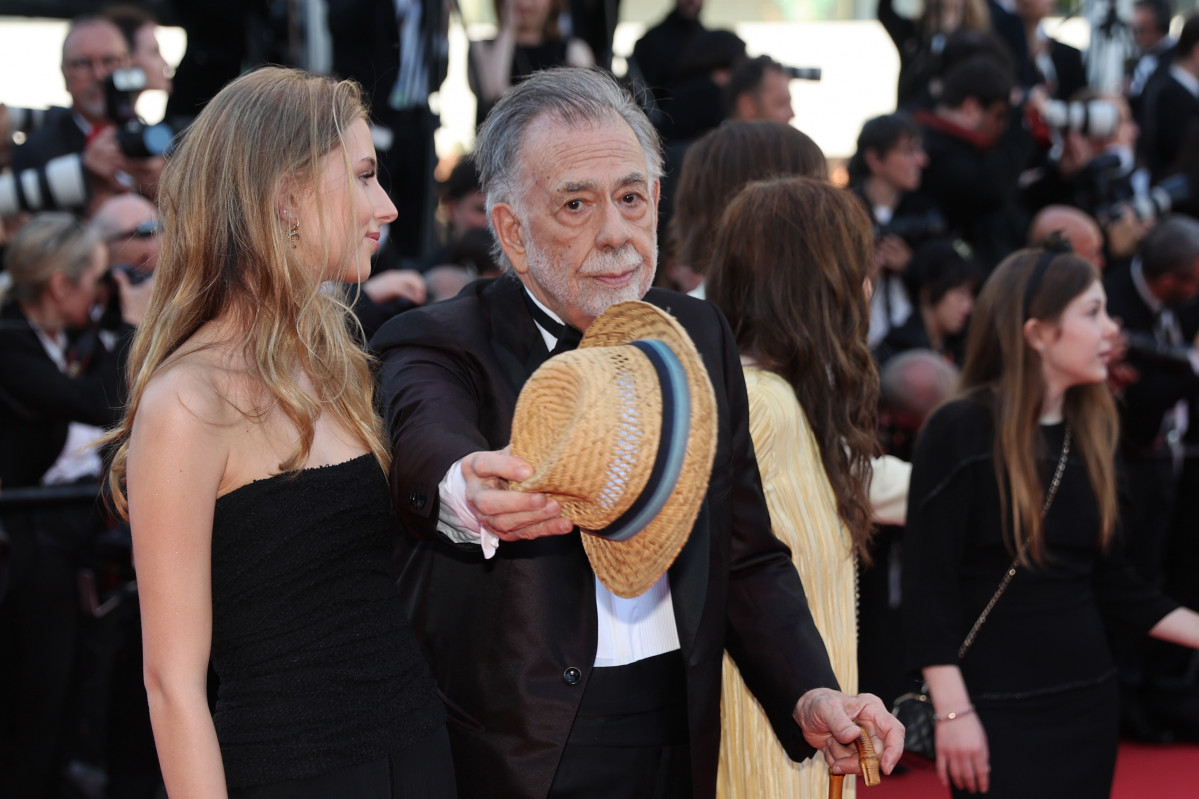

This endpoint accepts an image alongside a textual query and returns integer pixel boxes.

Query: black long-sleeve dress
[902,393,1177,798]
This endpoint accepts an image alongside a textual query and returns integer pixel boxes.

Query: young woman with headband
[902,246,1199,797]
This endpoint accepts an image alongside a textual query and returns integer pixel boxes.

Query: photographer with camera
[724,55,796,124]
[849,112,949,347]
[0,212,150,796]
[91,192,159,280]
[10,15,164,212]
[912,53,1034,270]
[1024,92,1136,208]
[106,4,173,96]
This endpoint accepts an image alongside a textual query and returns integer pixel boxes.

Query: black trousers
[548,650,692,799]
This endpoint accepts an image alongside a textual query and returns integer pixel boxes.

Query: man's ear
[491,202,527,273]
[734,92,755,122]
[863,148,883,175]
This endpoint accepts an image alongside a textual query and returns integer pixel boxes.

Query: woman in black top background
[469,0,594,125]
[902,247,1199,797]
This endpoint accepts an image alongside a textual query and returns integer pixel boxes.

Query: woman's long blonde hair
[107,66,389,515]
[959,250,1118,564]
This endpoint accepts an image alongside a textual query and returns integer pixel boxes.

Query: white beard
[524,237,657,323]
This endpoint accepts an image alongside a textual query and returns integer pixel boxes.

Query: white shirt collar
[1130,257,1165,314]
[524,286,563,349]
[1170,64,1199,99]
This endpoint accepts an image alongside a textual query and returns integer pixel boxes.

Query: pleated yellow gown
[717,367,859,799]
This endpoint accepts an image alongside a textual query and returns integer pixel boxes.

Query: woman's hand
[875,234,912,274]
[936,711,990,794]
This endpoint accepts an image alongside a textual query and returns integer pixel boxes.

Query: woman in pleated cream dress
[708,176,882,798]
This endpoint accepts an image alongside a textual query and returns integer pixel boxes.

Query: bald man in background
[1029,204,1106,269]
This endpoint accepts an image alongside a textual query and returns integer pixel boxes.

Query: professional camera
[0,153,89,216]
[4,106,48,141]
[783,66,822,81]
[1124,329,1196,372]
[875,209,948,244]
[103,67,177,159]
[1101,174,1190,223]
[1040,99,1120,139]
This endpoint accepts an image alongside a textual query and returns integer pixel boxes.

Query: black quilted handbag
[890,685,935,760]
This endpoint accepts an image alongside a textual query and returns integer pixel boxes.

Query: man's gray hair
[1140,214,1199,280]
[474,67,663,269]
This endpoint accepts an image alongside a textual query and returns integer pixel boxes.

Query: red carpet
[862,741,1199,798]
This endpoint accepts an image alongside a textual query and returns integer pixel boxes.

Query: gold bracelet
[935,705,976,723]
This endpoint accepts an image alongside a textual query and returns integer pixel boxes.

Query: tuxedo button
[562,666,582,685]
[409,490,426,510]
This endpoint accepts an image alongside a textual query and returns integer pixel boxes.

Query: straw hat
[509,301,717,598]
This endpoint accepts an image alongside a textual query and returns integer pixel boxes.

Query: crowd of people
[5,0,1199,798]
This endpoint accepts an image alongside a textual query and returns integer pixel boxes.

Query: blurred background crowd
[2,0,1199,796]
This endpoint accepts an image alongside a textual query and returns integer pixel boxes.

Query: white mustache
[580,245,643,276]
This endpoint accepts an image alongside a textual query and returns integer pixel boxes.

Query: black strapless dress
[210,454,453,797]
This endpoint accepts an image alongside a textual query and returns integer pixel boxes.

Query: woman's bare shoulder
[137,341,258,434]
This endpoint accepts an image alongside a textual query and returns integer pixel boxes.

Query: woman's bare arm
[129,371,232,799]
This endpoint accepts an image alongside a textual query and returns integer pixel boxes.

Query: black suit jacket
[1141,72,1199,182]
[0,302,132,489]
[0,302,134,598]
[10,107,85,175]
[1047,40,1087,101]
[913,110,1033,271]
[371,275,837,799]
[1104,262,1199,453]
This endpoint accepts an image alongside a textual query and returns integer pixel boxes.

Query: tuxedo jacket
[371,275,837,799]
[1141,73,1199,182]
[1104,263,1199,454]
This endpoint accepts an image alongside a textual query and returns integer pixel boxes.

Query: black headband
[1023,235,1074,318]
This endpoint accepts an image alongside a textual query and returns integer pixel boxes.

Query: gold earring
[286,217,300,248]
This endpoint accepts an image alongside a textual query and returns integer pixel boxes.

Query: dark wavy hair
[707,176,879,558]
[670,121,826,279]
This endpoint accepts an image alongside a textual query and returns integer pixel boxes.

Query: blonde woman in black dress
[903,247,1199,797]
[106,67,453,798]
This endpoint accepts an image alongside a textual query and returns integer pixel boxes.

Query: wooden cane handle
[828,732,882,798]
[858,731,882,787]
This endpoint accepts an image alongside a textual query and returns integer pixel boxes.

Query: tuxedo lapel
[669,500,710,658]
[482,275,551,394]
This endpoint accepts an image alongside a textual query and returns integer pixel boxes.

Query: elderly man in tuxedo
[372,67,903,799]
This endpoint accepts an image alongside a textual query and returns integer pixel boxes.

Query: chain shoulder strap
[957,426,1071,659]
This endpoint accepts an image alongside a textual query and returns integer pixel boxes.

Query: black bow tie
[522,290,583,354]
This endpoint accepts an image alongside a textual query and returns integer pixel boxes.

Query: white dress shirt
[435,291,681,667]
